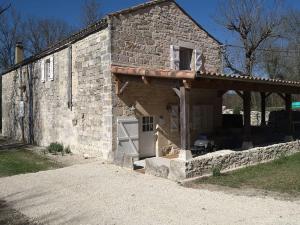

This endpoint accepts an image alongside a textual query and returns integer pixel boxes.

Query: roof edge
[111,64,300,87]
[171,1,222,45]
[1,18,108,76]
[107,0,222,46]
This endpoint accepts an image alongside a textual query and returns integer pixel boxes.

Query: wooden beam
[116,81,129,95]
[142,76,150,85]
[285,93,293,135]
[260,92,266,126]
[173,87,180,98]
[183,79,191,89]
[266,92,272,98]
[277,93,286,101]
[243,91,251,141]
[192,78,300,94]
[235,90,244,99]
[180,86,190,150]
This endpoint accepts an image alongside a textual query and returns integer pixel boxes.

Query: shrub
[274,153,288,165]
[47,142,64,154]
[212,165,222,177]
[64,146,71,154]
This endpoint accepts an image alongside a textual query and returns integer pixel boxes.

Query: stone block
[145,157,171,178]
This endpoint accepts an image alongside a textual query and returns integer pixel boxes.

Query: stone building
[2,0,300,165]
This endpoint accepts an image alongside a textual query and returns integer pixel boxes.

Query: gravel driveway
[0,162,299,225]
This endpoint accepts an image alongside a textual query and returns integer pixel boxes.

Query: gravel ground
[0,162,299,225]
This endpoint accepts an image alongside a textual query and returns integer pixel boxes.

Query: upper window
[170,45,202,71]
[45,59,51,79]
[41,55,54,82]
[179,47,193,70]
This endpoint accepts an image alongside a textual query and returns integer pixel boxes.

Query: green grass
[198,152,300,195]
[0,149,62,177]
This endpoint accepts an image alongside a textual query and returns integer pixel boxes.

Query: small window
[45,59,51,79]
[142,116,154,132]
[179,47,193,70]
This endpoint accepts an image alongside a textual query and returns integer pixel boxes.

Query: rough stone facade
[110,1,221,71]
[2,1,222,161]
[2,28,112,159]
[168,141,300,180]
[110,1,222,155]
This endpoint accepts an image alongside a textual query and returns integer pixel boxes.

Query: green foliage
[198,152,300,194]
[64,146,71,154]
[212,165,222,177]
[47,143,71,156]
[47,142,64,154]
[0,150,61,177]
[233,105,241,115]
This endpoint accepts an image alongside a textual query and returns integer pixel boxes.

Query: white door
[139,116,156,158]
[117,117,139,159]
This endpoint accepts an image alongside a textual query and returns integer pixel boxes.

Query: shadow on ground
[0,200,41,225]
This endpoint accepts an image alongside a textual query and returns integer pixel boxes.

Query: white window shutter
[49,56,54,81]
[170,45,180,70]
[41,60,45,82]
[194,49,202,72]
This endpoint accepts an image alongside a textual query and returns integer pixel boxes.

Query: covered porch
[112,65,300,162]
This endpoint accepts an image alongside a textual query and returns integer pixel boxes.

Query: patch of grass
[47,142,64,154]
[198,152,300,195]
[64,146,71,154]
[0,200,41,225]
[212,165,222,177]
[0,150,62,177]
[47,143,72,156]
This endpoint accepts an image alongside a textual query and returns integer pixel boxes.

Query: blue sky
[10,0,300,44]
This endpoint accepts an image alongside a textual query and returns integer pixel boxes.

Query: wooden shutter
[41,60,45,82]
[49,56,54,81]
[170,45,180,70]
[194,49,202,71]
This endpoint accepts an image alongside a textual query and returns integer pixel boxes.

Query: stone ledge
[169,141,300,181]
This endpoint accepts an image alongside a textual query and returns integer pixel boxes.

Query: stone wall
[110,1,222,154]
[110,1,221,71]
[169,141,300,180]
[2,28,113,159]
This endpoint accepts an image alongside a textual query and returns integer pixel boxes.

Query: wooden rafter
[183,79,191,89]
[235,90,244,98]
[266,92,272,98]
[115,78,129,95]
[173,87,180,97]
[142,75,150,85]
[277,93,286,101]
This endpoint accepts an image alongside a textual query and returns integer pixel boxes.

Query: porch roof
[111,65,300,94]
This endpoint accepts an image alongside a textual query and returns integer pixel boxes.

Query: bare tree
[261,9,300,81]
[0,7,22,70]
[23,17,74,55]
[81,0,101,27]
[217,0,283,76]
[0,3,10,16]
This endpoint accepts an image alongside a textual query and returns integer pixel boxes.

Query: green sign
[292,102,300,109]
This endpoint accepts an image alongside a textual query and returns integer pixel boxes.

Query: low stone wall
[169,141,300,181]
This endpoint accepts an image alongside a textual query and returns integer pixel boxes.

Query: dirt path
[0,162,299,225]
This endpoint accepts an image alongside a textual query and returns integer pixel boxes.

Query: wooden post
[260,92,266,127]
[242,91,253,149]
[180,86,190,149]
[285,94,293,139]
[179,86,192,160]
